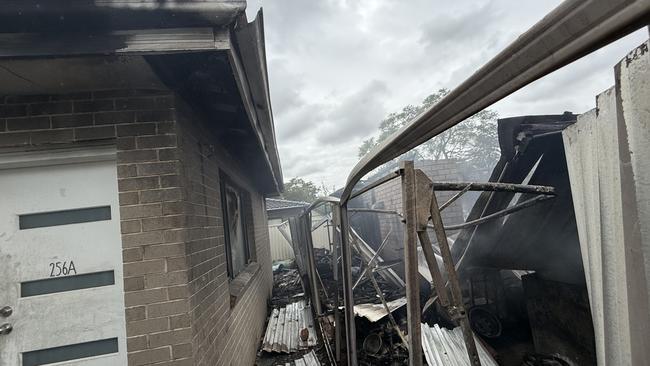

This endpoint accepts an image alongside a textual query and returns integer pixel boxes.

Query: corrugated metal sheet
[421,324,498,366]
[262,300,318,353]
[287,350,321,366]
[269,222,296,261]
[353,297,406,322]
[562,40,650,366]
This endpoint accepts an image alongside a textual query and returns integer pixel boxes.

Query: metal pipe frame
[334,3,649,365]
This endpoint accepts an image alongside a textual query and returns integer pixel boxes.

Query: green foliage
[282,177,322,202]
[358,89,500,173]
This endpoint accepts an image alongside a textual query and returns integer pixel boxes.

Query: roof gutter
[339,0,650,205]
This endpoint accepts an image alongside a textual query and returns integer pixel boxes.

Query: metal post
[430,188,481,366]
[331,209,342,362]
[303,213,322,315]
[400,161,423,366]
[416,231,450,308]
[339,204,358,366]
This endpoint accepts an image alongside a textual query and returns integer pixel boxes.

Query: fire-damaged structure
[277,1,649,366]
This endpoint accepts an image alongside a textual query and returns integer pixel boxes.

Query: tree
[282,177,322,202]
[358,89,499,177]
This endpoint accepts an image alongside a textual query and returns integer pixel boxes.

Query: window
[220,173,253,279]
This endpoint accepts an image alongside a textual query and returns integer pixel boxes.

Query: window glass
[223,181,249,278]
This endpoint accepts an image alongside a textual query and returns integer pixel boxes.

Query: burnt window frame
[219,171,253,279]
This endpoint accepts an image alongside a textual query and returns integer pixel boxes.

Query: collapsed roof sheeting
[421,324,498,366]
[453,113,587,285]
[262,300,318,354]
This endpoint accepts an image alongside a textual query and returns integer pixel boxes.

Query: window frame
[219,172,252,279]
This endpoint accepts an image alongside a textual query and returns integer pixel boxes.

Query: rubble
[262,300,318,353]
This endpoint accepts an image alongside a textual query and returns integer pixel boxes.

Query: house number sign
[49,261,77,277]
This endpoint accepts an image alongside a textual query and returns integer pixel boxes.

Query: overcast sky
[245,1,647,190]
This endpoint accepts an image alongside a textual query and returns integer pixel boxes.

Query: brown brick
[117,123,156,137]
[95,111,135,125]
[50,92,92,101]
[74,125,115,140]
[119,192,139,205]
[93,90,134,99]
[160,175,182,188]
[121,220,142,234]
[6,116,50,131]
[145,271,188,289]
[147,300,189,318]
[172,343,192,359]
[167,284,190,300]
[162,201,183,215]
[167,358,193,366]
[115,97,156,111]
[29,101,72,115]
[73,99,113,113]
[51,113,93,128]
[158,148,179,161]
[126,336,148,352]
[117,149,157,163]
[124,276,145,292]
[4,95,49,103]
[139,189,165,204]
[120,204,162,219]
[137,134,176,149]
[0,132,30,146]
[157,122,175,134]
[119,176,159,191]
[149,328,192,348]
[116,136,136,150]
[122,230,165,248]
[127,318,170,337]
[117,164,137,178]
[137,162,178,176]
[0,104,27,118]
[164,229,188,244]
[136,109,175,123]
[29,129,74,144]
[124,288,167,307]
[144,244,184,259]
[123,247,143,262]
[127,346,171,365]
[125,306,146,322]
[170,313,191,329]
[124,259,165,277]
[167,257,188,272]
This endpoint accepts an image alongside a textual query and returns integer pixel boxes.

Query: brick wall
[0,91,273,366]
[174,103,272,366]
[356,160,464,273]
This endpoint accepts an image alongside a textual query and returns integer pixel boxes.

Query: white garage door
[0,147,127,365]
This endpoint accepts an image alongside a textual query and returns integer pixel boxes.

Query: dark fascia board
[0,1,246,32]
[228,9,283,193]
[0,27,231,58]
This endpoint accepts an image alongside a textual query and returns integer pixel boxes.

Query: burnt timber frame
[296,165,557,365]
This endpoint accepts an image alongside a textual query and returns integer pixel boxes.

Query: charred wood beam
[432,182,555,195]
